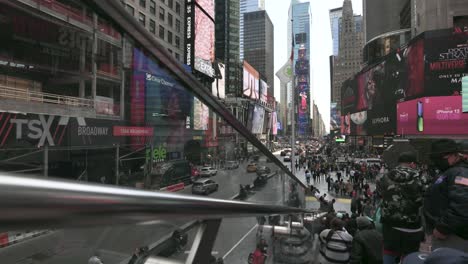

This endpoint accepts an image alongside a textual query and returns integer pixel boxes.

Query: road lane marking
[222,223,258,259]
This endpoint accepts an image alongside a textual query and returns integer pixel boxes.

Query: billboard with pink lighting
[397,96,468,135]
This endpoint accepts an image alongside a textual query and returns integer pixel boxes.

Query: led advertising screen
[341,79,358,114]
[251,105,265,134]
[185,0,215,77]
[463,76,468,112]
[193,97,209,130]
[260,80,268,103]
[424,30,468,97]
[330,102,341,131]
[397,96,468,135]
[194,0,215,77]
[243,61,259,99]
[212,62,226,99]
[271,112,278,135]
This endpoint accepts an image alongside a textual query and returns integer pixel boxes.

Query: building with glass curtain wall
[288,0,311,136]
[239,0,265,61]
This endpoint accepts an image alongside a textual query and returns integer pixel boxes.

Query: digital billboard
[243,61,259,99]
[271,112,278,135]
[424,30,468,97]
[463,76,468,113]
[193,97,209,130]
[251,105,265,134]
[260,80,268,103]
[341,79,358,114]
[330,102,341,131]
[212,62,226,99]
[185,0,215,77]
[397,96,468,135]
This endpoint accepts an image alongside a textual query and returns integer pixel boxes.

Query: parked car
[225,161,239,170]
[256,166,271,176]
[283,156,291,162]
[199,167,217,177]
[280,150,287,156]
[192,179,218,195]
[247,163,257,173]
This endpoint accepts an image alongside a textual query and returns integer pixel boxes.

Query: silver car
[192,179,219,195]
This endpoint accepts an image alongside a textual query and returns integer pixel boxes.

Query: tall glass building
[329,7,343,56]
[288,0,311,136]
[239,0,265,61]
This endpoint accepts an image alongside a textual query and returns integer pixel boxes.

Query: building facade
[215,0,241,95]
[120,0,185,63]
[331,0,363,105]
[288,0,311,136]
[362,0,408,43]
[243,10,274,95]
[413,0,468,37]
[239,0,265,61]
[329,7,343,56]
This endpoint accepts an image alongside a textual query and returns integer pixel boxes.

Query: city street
[0,156,283,264]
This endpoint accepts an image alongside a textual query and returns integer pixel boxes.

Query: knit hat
[356,216,373,229]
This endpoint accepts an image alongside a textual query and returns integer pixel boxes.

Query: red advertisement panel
[397,96,468,135]
[113,126,154,137]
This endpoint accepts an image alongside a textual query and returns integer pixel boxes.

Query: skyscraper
[239,0,265,61]
[330,9,363,57]
[329,7,343,56]
[243,10,274,95]
[215,0,241,95]
[288,0,311,135]
[331,0,363,105]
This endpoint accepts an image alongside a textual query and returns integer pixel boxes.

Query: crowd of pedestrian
[314,139,468,264]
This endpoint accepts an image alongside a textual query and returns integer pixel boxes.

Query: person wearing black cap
[377,151,425,264]
[423,139,468,252]
[349,217,383,264]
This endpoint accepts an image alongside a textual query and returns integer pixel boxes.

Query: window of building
[159,25,165,39]
[175,2,181,15]
[175,36,180,48]
[168,0,173,9]
[167,31,172,44]
[168,13,173,27]
[175,53,180,61]
[175,19,181,33]
[139,12,146,26]
[126,4,135,16]
[159,7,165,21]
[150,0,156,15]
[168,48,173,54]
[149,19,156,34]
[139,0,146,8]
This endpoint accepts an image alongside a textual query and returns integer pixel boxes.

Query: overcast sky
[265,0,363,133]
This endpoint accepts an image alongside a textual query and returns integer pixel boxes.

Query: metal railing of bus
[0,173,309,231]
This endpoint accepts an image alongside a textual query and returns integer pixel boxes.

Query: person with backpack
[319,217,353,264]
[349,217,383,264]
[378,152,425,264]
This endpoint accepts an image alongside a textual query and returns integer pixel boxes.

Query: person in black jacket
[350,217,383,264]
[424,139,468,252]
